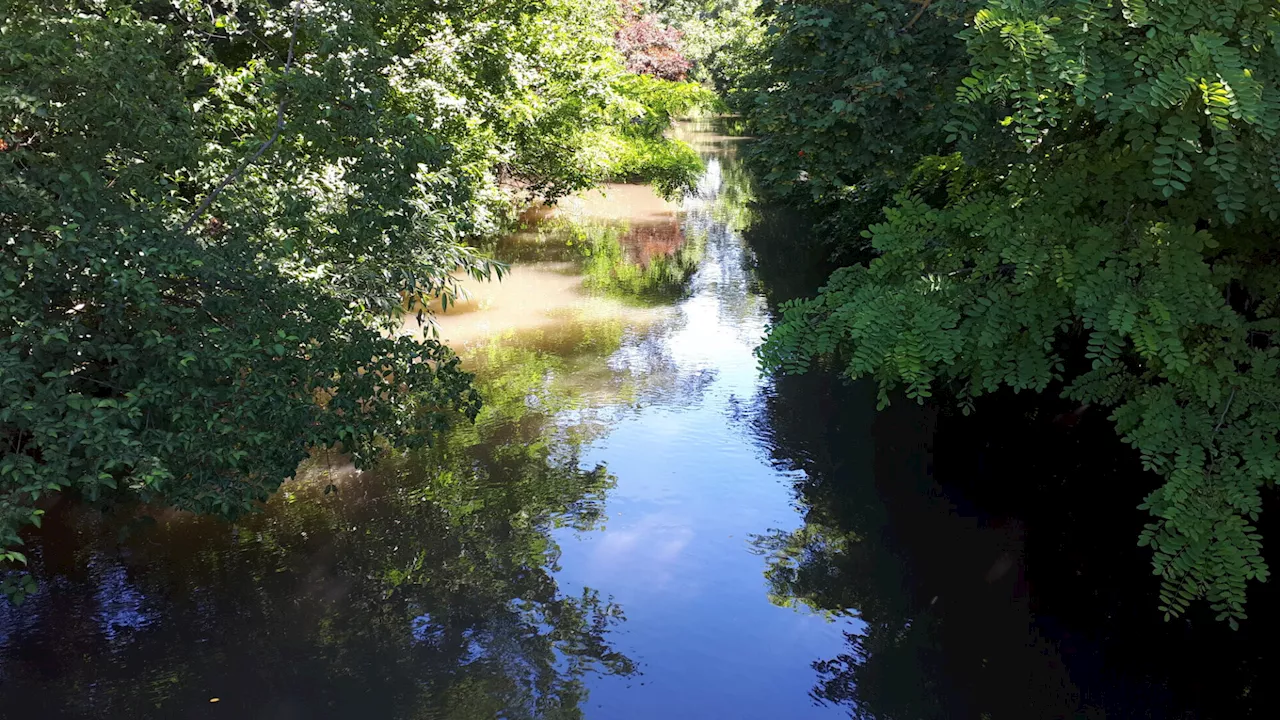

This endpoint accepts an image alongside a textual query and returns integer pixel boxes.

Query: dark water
[1,119,1276,719]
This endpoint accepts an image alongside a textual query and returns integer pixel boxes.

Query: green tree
[741,0,977,206]
[0,0,631,582]
[755,0,1280,625]
[652,0,767,94]
[599,73,717,198]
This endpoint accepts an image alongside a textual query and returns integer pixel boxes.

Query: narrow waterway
[1,119,1276,719]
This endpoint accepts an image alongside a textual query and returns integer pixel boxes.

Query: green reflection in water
[707,153,759,235]
[746,371,1083,720]
[0,325,639,719]
[499,216,706,306]
[577,221,706,304]
[746,376,969,720]
[484,122,760,310]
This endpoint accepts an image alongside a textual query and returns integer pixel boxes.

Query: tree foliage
[651,0,766,92]
[615,0,693,80]
[598,73,715,197]
[0,0,659,581]
[753,0,1280,625]
[744,0,978,205]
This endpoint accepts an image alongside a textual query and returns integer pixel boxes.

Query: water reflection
[741,245,1280,717]
[0,319,640,719]
[9,113,1275,720]
[406,188,701,350]
[0,117,803,719]
[744,373,1079,719]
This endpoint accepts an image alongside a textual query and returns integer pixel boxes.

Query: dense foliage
[599,2,716,199]
[615,0,692,80]
[652,0,766,93]
[752,0,1280,625]
[600,73,715,197]
[742,0,976,208]
[0,0,699,588]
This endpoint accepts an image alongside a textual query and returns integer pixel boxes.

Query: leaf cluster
[754,0,1280,625]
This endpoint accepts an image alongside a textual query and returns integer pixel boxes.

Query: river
[1,119,1276,719]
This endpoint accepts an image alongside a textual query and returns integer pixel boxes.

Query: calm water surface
[2,120,1276,719]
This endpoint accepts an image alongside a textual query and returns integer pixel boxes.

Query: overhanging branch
[182,5,301,234]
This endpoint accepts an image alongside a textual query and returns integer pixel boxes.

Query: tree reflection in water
[746,364,1280,719]
[503,214,706,306]
[737,172,1280,717]
[0,337,637,719]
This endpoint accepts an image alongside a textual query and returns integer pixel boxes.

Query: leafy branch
[181,4,301,234]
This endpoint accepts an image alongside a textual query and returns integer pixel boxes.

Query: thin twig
[903,0,935,32]
[1206,388,1237,479]
[1213,389,1236,434]
[182,5,301,233]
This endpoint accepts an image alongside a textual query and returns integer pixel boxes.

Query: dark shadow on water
[744,204,1280,718]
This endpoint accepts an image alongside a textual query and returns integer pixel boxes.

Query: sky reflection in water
[0,119,856,719]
